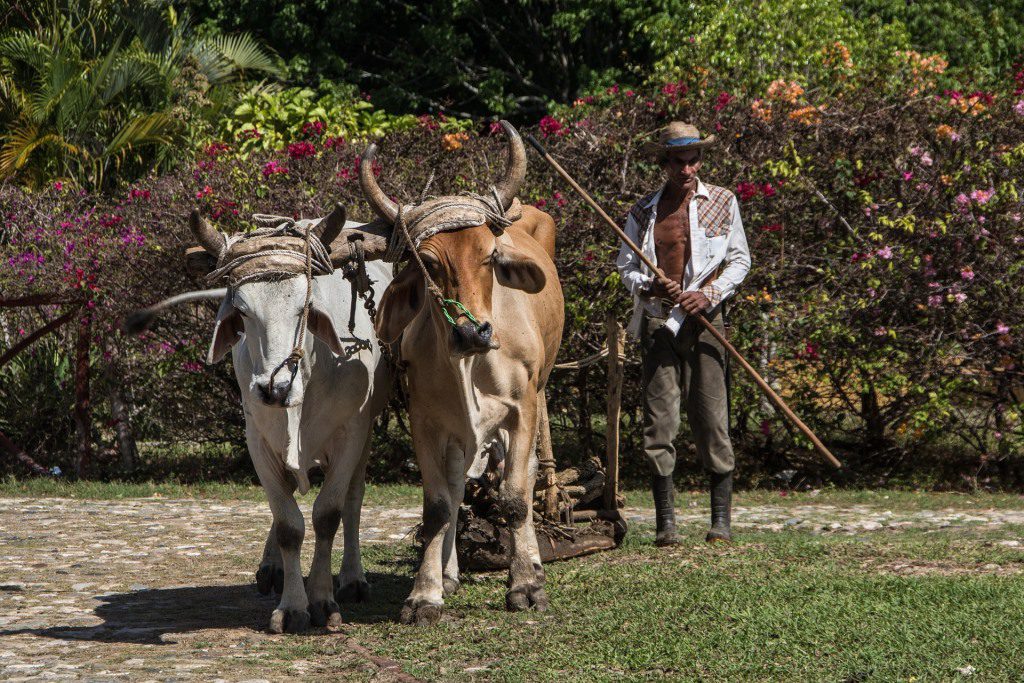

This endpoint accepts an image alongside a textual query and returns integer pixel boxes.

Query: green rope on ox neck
[440,298,481,328]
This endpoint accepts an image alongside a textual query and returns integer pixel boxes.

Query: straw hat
[642,121,717,157]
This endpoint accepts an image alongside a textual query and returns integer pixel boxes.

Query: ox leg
[307,427,371,627]
[401,434,450,626]
[335,439,372,603]
[251,445,310,634]
[501,399,548,612]
[441,445,465,597]
[255,522,284,595]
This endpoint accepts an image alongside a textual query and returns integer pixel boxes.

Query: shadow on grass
[1,571,415,643]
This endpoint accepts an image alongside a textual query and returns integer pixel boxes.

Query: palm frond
[103,110,177,159]
[194,33,283,85]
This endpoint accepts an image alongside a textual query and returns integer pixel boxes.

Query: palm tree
[0,0,281,189]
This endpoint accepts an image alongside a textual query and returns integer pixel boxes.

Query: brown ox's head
[362,121,545,357]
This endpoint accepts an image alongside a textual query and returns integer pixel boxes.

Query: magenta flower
[287,141,317,159]
[960,267,975,281]
[996,322,1010,335]
[736,182,759,201]
[538,115,564,137]
[876,246,893,260]
[1014,100,1024,117]
[261,161,288,178]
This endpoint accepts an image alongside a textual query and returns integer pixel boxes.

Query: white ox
[134,207,392,633]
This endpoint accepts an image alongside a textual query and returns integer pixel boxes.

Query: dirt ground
[3,496,1024,681]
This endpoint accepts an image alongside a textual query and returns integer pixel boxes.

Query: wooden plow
[455,313,629,570]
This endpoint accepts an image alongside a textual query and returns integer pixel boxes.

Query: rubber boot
[652,474,678,547]
[706,471,733,542]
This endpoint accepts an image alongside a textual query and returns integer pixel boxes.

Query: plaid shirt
[616,179,751,338]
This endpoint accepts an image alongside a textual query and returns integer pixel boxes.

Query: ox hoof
[256,564,284,596]
[442,577,461,597]
[309,600,343,629]
[269,608,311,634]
[335,578,371,603]
[399,600,443,627]
[506,585,549,613]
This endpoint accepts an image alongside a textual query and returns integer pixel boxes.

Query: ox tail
[123,288,228,335]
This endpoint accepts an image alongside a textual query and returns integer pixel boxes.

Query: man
[617,122,751,545]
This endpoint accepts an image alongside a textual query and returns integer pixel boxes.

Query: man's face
[662,149,703,190]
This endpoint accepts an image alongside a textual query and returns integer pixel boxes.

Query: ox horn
[314,202,346,247]
[359,144,399,223]
[493,120,526,211]
[190,209,225,255]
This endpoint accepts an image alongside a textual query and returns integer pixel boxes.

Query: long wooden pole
[603,314,625,509]
[525,134,842,469]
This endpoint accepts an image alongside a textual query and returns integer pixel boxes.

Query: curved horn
[493,120,526,210]
[359,144,399,223]
[190,209,224,255]
[314,202,346,246]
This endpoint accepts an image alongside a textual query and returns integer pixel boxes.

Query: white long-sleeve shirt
[616,179,751,338]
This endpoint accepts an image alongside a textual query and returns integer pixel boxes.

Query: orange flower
[789,105,823,125]
[935,124,959,141]
[751,98,773,122]
[442,132,469,151]
[767,79,804,104]
[823,41,853,69]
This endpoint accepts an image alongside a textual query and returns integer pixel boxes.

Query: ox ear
[307,306,344,355]
[207,297,244,364]
[376,263,424,343]
[494,244,546,294]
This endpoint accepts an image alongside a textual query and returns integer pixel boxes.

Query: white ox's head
[192,210,347,408]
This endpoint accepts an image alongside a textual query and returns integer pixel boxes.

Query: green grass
[4,476,1024,513]
[332,523,1024,681]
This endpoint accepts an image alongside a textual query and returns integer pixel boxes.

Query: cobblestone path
[2,497,1022,681]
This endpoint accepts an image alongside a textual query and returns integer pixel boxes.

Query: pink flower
[322,136,345,150]
[953,292,967,304]
[873,327,887,336]
[969,188,994,204]
[538,115,564,137]
[761,182,776,198]
[287,141,317,159]
[960,267,975,281]
[927,294,943,307]
[902,171,913,181]
[53,181,63,191]
[736,182,760,201]
[301,120,325,138]
[928,282,941,289]
[195,185,213,199]
[919,153,933,167]
[1014,100,1024,117]
[996,322,1010,334]
[876,246,893,260]
[261,161,288,178]
[714,92,733,111]
[955,193,970,207]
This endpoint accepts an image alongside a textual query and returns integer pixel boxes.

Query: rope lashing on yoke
[385,186,519,329]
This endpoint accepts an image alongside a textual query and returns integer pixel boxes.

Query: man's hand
[677,290,711,315]
[650,277,683,301]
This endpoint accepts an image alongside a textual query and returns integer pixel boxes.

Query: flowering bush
[2,54,1023,487]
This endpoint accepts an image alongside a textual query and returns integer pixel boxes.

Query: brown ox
[360,122,563,625]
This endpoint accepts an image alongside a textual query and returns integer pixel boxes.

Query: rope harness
[205,213,379,392]
[385,187,517,329]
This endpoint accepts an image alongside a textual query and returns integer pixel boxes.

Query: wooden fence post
[603,314,625,511]
[74,312,92,477]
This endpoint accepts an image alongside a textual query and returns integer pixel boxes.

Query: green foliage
[846,0,1024,78]
[641,0,909,92]
[191,0,653,118]
[0,0,281,189]
[219,86,434,154]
